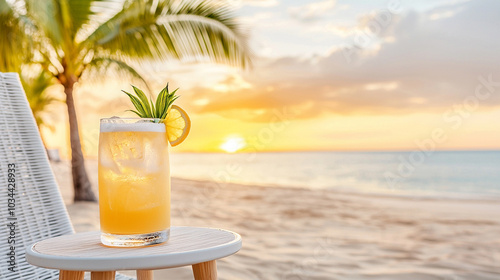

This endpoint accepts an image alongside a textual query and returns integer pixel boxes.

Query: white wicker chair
[0,72,134,280]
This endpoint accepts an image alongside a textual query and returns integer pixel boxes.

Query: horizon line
[170,148,500,154]
[68,148,500,160]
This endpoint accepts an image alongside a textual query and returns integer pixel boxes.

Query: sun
[220,136,246,153]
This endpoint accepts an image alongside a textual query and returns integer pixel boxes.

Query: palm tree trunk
[37,126,51,160]
[63,75,97,202]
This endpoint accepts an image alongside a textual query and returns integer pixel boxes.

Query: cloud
[190,0,500,122]
[230,0,279,8]
[427,2,465,21]
[288,0,336,22]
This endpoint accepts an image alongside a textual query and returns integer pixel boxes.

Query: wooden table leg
[137,270,153,280]
[91,271,116,280]
[192,260,217,280]
[59,270,84,280]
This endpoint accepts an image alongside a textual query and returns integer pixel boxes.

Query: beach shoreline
[53,160,500,279]
[170,175,500,203]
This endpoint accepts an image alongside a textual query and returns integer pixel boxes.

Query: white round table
[26,226,242,280]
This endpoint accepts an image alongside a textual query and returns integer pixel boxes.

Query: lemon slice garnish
[164,105,191,146]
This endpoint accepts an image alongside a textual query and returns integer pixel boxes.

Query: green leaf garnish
[123,83,179,121]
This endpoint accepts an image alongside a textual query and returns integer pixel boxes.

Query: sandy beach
[52,160,500,280]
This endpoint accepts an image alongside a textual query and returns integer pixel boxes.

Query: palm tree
[21,69,60,150]
[0,0,250,201]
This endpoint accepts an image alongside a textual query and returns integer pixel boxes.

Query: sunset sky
[42,0,500,157]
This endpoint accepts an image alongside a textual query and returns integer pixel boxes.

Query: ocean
[170,151,500,199]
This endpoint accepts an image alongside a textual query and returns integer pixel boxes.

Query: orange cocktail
[98,118,170,247]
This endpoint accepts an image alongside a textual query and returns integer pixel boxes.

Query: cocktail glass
[98,118,170,247]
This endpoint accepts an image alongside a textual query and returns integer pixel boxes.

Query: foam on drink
[100,121,166,133]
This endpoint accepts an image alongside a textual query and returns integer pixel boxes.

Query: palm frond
[21,69,59,129]
[64,0,124,43]
[82,57,149,90]
[83,0,251,68]
[67,0,98,37]
[25,0,65,50]
[0,0,10,14]
[0,0,34,72]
